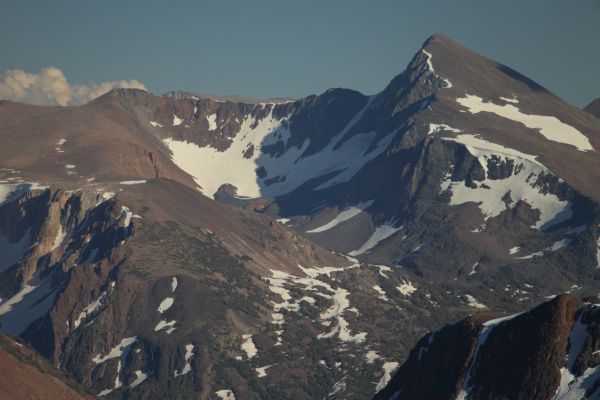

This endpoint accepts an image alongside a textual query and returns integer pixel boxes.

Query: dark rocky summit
[585,98,600,119]
[375,294,600,400]
[0,34,599,399]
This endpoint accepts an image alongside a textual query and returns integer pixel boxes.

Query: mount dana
[0,34,599,400]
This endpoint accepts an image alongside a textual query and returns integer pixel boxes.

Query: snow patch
[96,337,137,396]
[349,222,401,256]
[365,350,380,364]
[596,232,600,269]
[500,96,519,104]
[50,226,65,251]
[554,311,593,399]
[396,281,417,296]
[318,287,367,343]
[468,262,479,276]
[441,133,572,230]
[174,344,194,377]
[154,319,177,334]
[150,121,162,127]
[428,123,461,135]
[266,264,366,345]
[216,389,236,400]
[517,238,571,260]
[457,94,593,151]
[241,334,258,359]
[164,99,394,199]
[119,180,147,185]
[306,200,374,233]
[372,285,389,302]
[129,370,149,389]
[465,294,487,309]
[92,337,137,364]
[157,297,174,313]
[206,113,218,130]
[172,115,183,126]
[119,206,133,228]
[422,49,453,88]
[375,361,399,392]
[255,364,273,378]
[74,291,106,329]
[457,311,523,399]
[375,264,392,278]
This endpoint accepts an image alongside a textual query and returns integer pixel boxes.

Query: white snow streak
[241,334,258,359]
[157,297,174,313]
[216,389,236,400]
[457,94,593,151]
[396,281,417,296]
[74,291,106,329]
[164,99,394,198]
[92,337,137,364]
[349,222,402,256]
[255,364,273,378]
[375,361,399,392]
[422,49,453,88]
[554,310,594,400]
[500,96,519,104]
[441,133,572,230]
[129,370,149,388]
[372,285,389,302]
[306,200,374,233]
[206,113,218,130]
[119,180,147,185]
[174,344,194,377]
[457,312,524,399]
[465,294,487,309]
[428,123,461,135]
[154,320,177,334]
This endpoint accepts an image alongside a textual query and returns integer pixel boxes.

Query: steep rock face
[0,184,134,360]
[2,179,459,400]
[126,34,600,304]
[1,33,600,400]
[374,294,600,400]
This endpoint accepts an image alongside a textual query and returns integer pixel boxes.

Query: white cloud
[0,66,147,106]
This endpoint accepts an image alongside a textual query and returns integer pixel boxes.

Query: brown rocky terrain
[585,98,600,119]
[375,294,600,400]
[0,33,599,399]
[0,333,91,400]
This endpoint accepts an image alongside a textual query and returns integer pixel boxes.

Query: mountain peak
[422,32,453,48]
[411,32,552,99]
[584,98,600,119]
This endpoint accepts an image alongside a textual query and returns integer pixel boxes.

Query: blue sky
[1,0,599,106]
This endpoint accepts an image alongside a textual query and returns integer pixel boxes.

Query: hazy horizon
[1,0,599,107]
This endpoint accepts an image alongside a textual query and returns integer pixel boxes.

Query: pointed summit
[584,98,600,119]
[414,32,547,97]
[421,32,457,49]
